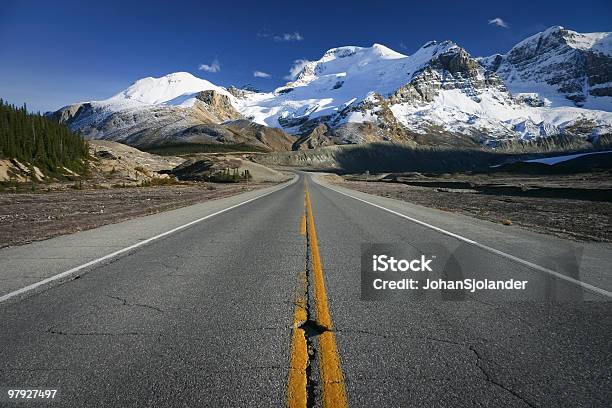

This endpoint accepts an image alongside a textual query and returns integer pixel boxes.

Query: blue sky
[1,0,610,112]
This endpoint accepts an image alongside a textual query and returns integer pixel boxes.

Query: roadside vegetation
[0,99,89,177]
[143,143,268,156]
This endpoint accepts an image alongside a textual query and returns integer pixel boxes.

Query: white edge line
[0,176,298,304]
[314,178,612,299]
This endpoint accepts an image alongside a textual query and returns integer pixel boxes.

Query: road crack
[47,329,151,337]
[105,294,165,313]
[300,201,342,408]
[301,259,324,408]
[469,345,536,407]
[288,185,348,408]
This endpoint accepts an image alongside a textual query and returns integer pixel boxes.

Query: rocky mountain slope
[480,26,612,108]
[52,26,612,150]
[51,73,293,151]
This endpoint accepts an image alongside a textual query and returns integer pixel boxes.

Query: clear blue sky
[1,0,610,112]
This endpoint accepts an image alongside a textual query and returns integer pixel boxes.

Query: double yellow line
[287,183,348,408]
[287,269,308,406]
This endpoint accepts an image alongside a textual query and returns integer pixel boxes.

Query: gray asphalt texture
[1,172,610,407]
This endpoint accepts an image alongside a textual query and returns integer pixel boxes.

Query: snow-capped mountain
[109,71,230,106]
[53,72,235,139]
[52,26,612,150]
[236,41,483,143]
[236,31,611,146]
[480,26,612,109]
[51,72,294,150]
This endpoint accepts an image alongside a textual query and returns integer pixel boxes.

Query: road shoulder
[0,176,297,303]
[311,172,612,294]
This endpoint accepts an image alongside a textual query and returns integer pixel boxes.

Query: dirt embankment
[87,140,185,186]
[330,172,612,242]
[0,183,273,248]
[168,153,290,183]
[0,140,185,188]
[0,139,294,248]
[1,140,289,188]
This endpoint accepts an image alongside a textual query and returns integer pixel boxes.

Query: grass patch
[141,177,179,187]
[142,143,268,156]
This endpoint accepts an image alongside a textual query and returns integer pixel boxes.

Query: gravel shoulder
[0,182,274,248]
[329,172,612,242]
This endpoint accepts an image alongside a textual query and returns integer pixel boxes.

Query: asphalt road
[1,172,610,407]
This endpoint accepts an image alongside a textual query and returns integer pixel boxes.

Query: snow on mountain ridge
[53,27,612,149]
[511,26,612,56]
[253,34,612,143]
[320,43,407,61]
[108,71,230,106]
[482,26,612,110]
[281,42,456,91]
[235,40,466,132]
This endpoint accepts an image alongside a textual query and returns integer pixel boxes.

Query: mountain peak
[543,25,565,34]
[486,25,612,108]
[164,71,199,80]
[418,40,457,50]
[413,40,460,58]
[320,43,406,62]
[408,39,461,66]
[370,43,407,59]
[285,43,408,87]
[109,72,227,106]
[510,25,611,56]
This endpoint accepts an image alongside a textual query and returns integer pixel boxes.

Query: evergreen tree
[0,99,89,174]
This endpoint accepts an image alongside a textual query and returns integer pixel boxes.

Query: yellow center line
[300,214,307,236]
[287,270,308,408]
[305,183,349,408]
[305,188,333,330]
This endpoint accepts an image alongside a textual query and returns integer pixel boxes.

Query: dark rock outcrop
[292,124,333,150]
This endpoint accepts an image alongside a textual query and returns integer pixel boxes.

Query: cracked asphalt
[1,172,611,407]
